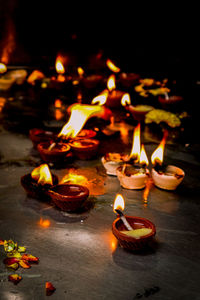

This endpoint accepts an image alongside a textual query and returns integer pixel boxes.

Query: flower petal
[18,246,26,253]
[46,281,56,296]
[19,260,31,269]
[8,274,22,284]
[21,254,39,263]
[0,239,4,245]
[4,240,16,253]
[3,257,20,265]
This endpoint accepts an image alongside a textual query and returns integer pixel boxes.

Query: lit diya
[151,131,185,190]
[101,152,129,176]
[49,55,71,89]
[21,164,58,200]
[47,184,89,212]
[116,124,150,189]
[112,194,156,251]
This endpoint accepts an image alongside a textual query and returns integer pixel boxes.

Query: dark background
[0,0,199,79]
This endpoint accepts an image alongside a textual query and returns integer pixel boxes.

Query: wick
[165,92,169,100]
[48,142,56,151]
[115,209,133,231]
[121,163,127,175]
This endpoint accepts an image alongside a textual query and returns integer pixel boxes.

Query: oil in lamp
[112,194,156,251]
[151,132,185,190]
[116,124,150,189]
[21,164,58,200]
[47,184,89,212]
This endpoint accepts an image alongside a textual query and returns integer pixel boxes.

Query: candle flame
[121,93,131,106]
[151,131,168,165]
[31,164,53,185]
[139,144,149,166]
[129,123,141,160]
[113,194,125,212]
[107,74,116,91]
[58,104,103,138]
[55,56,65,74]
[0,63,7,74]
[91,90,109,105]
[106,59,120,73]
[77,67,84,76]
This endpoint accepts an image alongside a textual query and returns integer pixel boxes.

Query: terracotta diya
[158,94,183,109]
[29,128,56,148]
[47,184,89,212]
[119,72,140,88]
[105,75,124,108]
[112,194,156,251]
[69,139,99,160]
[127,104,154,122]
[37,141,72,163]
[101,152,129,176]
[21,164,58,200]
[151,132,185,190]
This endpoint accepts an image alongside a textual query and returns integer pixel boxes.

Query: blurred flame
[27,70,45,85]
[77,67,84,77]
[129,123,141,160]
[151,132,167,165]
[55,109,64,121]
[113,194,125,212]
[60,173,87,185]
[55,57,65,74]
[31,164,53,185]
[121,93,131,106]
[0,63,7,74]
[0,20,15,64]
[58,104,103,138]
[0,97,6,113]
[39,218,51,228]
[91,90,108,105]
[54,99,62,108]
[139,144,149,166]
[106,59,120,73]
[107,74,116,91]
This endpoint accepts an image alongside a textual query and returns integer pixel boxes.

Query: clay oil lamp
[119,72,140,88]
[29,128,57,149]
[81,67,103,89]
[101,152,129,176]
[158,93,183,110]
[49,55,71,90]
[103,75,124,108]
[21,164,58,200]
[117,124,150,189]
[151,132,185,190]
[112,194,156,251]
[47,184,89,212]
[37,141,72,163]
[0,63,15,91]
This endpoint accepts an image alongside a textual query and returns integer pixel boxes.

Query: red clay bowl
[21,173,58,200]
[37,141,72,163]
[29,128,56,148]
[69,139,99,160]
[112,216,156,251]
[158,95,183,109]
[128,105,154,122]
[47,184,89,212]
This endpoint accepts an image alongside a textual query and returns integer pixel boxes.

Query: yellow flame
[77,67,84,77]
[0,63,7,74]
[107,74,116,91]
[151,132,167,165]
[91,90,109,105]
[129,123,141,160]
[58,104,103,138]
[139,144,149,166]
[31,164,53,185]
[55,57,65,74]
[121,93,131,106]
[106,59,120,73]
[113,194,125,212]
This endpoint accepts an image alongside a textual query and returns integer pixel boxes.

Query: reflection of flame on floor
[60,167,106,196]
[39,218,51,228]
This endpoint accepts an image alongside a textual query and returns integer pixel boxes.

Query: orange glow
[58,104,103,138]
[91,90,109,105]
[113,194,125,212]
[77,67,84,77]
[0,97,6,113]
[139,144,149,166]
[60,173,87,185]
[121,93,131,106]
[151,132,167,165]
[107,74,116,91]
[106,59,120,73]
[55,57,65,74]
[54,109,64,121]
[54,99,62,108]
[31,164,53,185]
[0,20,15,64]
[0,63,7,74]
[39,218,51,228]
[129,123,141,160]
[27,70,45,85]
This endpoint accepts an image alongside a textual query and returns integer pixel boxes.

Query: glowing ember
[55,57,65,74]
[31,164,53,185]
[139,144,149,166]
[107,74,116,91]
[39,218,51,228]
[106,59,120,73]
[91,90,109,105]
[58,104,103,138]
[151,131,168,165]
[121,93,131,106]
[129,123,141,160]
[0,63,7,74]
[113,194,125,212]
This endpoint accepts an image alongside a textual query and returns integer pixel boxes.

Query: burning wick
[48,142,56,151]
[113,194,133,231]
